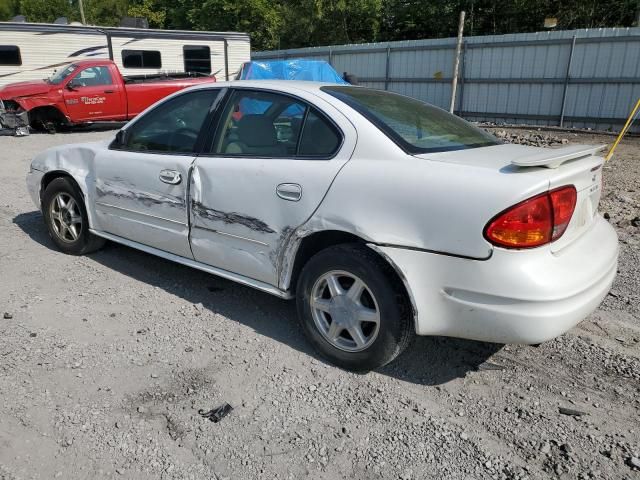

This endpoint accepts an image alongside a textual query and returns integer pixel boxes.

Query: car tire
[296,244,414,371]
[42,177,105,255]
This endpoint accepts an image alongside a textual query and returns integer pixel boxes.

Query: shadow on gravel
[14,210,502,386]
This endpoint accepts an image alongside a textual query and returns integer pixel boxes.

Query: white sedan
[26,81,619,371]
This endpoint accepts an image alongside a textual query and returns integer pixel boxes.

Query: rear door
[190,87,356,286]
[63,65,125,121]
[92,88,220,258]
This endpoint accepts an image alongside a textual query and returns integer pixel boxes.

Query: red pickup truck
[0,59,216,134]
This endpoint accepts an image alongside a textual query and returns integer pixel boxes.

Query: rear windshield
[322,86,499,154]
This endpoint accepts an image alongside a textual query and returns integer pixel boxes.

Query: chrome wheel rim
[49,192,82,243]
[310,270,380,352]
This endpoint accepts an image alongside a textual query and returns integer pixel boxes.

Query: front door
[190,88,356,286]
[62,65,124,121]
[92,88,220,258]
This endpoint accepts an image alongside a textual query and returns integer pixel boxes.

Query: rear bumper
[376,215,618,344]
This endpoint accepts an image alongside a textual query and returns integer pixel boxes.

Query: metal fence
[254,28,640,132]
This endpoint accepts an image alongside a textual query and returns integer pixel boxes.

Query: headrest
[236,114,278,147]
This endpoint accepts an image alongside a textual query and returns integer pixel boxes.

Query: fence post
[328,48,333,66]
[457,41,467,116]
[449,10,466,113]
[384,45,391,90]
[559,35,577,127]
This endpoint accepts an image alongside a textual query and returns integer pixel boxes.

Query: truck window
[122,50,162,69]
[72,66,113,87]
[0,45,21,65]
[120,89,220,154]
[184,46,211,74]
[49,64,78,85]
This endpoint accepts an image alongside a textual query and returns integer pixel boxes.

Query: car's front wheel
[42,177,105,255]
[296,244,413,371]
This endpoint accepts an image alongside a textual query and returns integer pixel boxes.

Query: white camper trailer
[0,22,250,87]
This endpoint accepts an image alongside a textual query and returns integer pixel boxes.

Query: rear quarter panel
[306,145,553,259]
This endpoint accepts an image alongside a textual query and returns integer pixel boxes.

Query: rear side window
[208,89,341,159]
[298,109,341,157]
[122,49,162,69]
[118,89,219,154]
[184,46,211,74]
[0,45,21,66]
[322,86,499,154]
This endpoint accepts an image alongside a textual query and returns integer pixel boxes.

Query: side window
[122,49,162,69]
[210,90,307,157]
[184,46,211,74]
[0,45,21,66]
[298,109,342,157]
[120,89,219,154]
[71,66,113,87]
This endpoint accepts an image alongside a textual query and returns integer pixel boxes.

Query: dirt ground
[0,127,638,480]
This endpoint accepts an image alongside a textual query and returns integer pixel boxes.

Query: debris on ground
[198,404,233,423]
[489,128,570,147]
[558,406,588,417]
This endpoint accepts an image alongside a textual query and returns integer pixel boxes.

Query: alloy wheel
[49,192,82,243]
[310,270,381,352]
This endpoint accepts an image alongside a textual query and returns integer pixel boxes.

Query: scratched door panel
[92,149,194,258]
[190,92,357,286]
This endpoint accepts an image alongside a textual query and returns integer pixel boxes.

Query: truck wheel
[42,177,105,255]
[296,244,413,371]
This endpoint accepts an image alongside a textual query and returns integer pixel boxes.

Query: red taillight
[484,186,577,249]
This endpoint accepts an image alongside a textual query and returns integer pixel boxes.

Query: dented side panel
[92,148,195,258]
[190,88,358,286]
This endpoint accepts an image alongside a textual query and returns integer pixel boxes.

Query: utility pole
[449,10,465,114]
[78,0,87,24]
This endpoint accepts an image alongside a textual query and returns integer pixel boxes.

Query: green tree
[127,0,166,27]
[187,0,284,50]
[280,0,383,49]
[0,0,19,20]
[82,0,129,26]
[18,0,72,22]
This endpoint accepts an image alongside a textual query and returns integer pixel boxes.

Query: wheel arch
[40,170,82,202]
[28,106,69,131]
[39,170,95,230]
[282,229,417,330]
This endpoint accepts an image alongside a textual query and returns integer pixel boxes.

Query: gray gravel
[0,128,638,479]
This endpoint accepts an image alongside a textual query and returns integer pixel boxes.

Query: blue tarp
[238,59,348,84]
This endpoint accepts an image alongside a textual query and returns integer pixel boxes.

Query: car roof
[190,79,358,93]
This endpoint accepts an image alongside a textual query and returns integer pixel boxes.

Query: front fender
[30,142,106,228]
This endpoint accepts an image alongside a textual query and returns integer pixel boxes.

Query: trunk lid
[414,143,605,252]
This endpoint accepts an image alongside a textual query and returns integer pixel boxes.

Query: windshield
[48,64,78,85]
[322,86,499,154]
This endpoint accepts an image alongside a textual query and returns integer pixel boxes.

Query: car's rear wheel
[42,177,105,255]
[296,244,413,371]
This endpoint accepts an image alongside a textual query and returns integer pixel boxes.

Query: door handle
[276,183,302,202]
[159,169,182,185]
[104,89,114,93]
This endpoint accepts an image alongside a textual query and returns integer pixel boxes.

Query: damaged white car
[27,81,619,371]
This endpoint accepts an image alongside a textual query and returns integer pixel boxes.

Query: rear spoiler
[511,144,607,169]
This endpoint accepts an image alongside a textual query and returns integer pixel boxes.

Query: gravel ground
[0,128,638,480]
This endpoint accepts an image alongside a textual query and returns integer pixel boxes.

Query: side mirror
[113,129,128,148]
[66,81,78,91]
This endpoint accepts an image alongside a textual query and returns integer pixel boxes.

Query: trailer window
[122,50,162,69]
[184,46,211,74]
[0,46,21,66]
